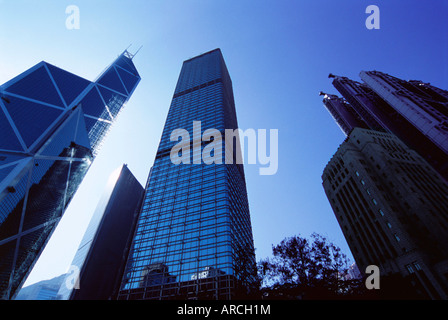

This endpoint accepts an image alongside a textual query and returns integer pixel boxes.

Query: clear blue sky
[0,0,446,286]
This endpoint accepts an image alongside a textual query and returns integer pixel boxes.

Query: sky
[0,0,447,287]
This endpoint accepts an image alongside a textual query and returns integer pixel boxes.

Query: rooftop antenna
[123,44,142,60]
[133,45,143,58]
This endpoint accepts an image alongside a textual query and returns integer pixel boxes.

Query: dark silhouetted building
[323,71,448,182]
[58,164,144,300]
[320,92,369,136]
[322,128,448,299]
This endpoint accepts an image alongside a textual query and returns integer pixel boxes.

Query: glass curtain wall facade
[118,49,256,300]
[0,50,140,299]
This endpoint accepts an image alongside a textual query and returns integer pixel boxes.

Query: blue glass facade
[0,50,140,299]
[118,49,256,300]
[15,273,66,300]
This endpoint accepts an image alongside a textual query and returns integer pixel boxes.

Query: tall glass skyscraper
[0,50,140,299]
[118,49,257,300]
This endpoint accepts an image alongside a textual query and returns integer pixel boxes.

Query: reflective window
[4,65,64,107]
[0,107,24,151]
[46,63,91,107]
[4,95,63,148]
[98,67,128,96]
[119,50,255,300]
[79,87,111,120]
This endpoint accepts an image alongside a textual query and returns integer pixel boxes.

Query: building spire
[122,45,143,60]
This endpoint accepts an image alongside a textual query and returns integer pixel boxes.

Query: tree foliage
[258,233,366,299]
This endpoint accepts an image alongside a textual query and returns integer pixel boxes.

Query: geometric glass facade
[0,50,140,299]
[118,49,257,300]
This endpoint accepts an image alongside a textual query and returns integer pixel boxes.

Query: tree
[258,233,366,299]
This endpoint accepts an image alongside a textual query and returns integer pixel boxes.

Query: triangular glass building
[0,50,140,299]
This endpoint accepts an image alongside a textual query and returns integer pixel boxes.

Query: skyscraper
[58,164,144,300]
[0,50,140,299]
[322,128,448,299]
[320,92,369,136]
[322,71,448,182]
[118,49,257,300]
[15,274,67,300]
